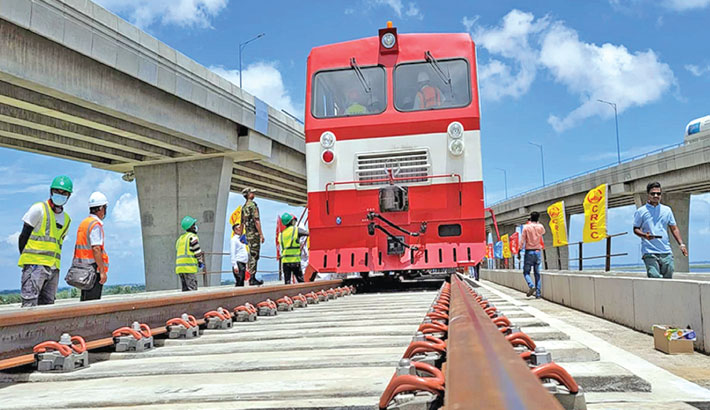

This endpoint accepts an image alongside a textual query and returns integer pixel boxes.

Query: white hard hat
[417,72,430,83]
[88,191,108,208]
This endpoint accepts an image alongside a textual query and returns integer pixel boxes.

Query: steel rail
[0,280,341,366]
[445,274,562,409]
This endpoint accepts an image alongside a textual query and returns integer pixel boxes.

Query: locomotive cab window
[311,65,386,118]
[394,58,471,111]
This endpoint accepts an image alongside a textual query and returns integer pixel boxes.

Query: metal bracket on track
[166,313,200,339]
[204,307,233,330]
[33,333,89,372]
[112,322,154,352]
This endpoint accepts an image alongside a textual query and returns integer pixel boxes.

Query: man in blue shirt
[632,182,688,278]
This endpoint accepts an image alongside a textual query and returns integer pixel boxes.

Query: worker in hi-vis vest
[71,192,110,301]
[278,213,309,284]
[175,216,205,291]
[18,176,73,307]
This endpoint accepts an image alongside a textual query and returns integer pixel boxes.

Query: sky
[2,0,710,290]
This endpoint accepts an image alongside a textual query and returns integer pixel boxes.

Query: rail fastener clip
[166,313,200,339]
[276,296,295,311]
[292,293,308,308]
[112,322,154,352]
[234,303,258,322]
[257,299,278,316]
[204,307,234,330]
[33,333,89,373]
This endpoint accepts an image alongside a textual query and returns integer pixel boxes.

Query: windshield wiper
[350,57,371,95]
[425,51,454,99]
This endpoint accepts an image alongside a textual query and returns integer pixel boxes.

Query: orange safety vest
[73,216,109,274]
[416,86,441,108]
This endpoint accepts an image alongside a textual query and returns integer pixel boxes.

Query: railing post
[542,249,549,270]
[578,242,583,271]
[605,236,612,272]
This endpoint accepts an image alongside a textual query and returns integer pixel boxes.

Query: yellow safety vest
[18,201,71,269]
[175,232,198,274]
[279,226,300,264]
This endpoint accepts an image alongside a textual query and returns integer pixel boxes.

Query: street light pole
[597,99,621,164]
[528,141,545,187]
[239,33,266,89]
[495,167,508,200]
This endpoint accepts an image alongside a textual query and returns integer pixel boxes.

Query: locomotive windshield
[311,65,386,118]
[394,58,471,111]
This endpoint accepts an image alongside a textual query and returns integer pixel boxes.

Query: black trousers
[283,262,304,284]
[233,262,246,286]
[80,269,103,301]
[180,273,198,291]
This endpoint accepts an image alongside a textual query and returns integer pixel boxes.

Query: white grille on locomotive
[355,149,431,187]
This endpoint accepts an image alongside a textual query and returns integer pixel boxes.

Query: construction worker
[18,176,73,307]
[175,216,205,291]
[69,192,110,301]
[241,188,264,286]
[414,71,442,109]
[278,213,309,284]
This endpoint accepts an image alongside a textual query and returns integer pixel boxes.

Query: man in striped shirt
[520,212,545,298]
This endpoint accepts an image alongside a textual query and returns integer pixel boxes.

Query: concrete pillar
[664,193,690,273]
[135,156,233,291]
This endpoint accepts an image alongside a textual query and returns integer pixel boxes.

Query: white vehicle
[685,115,710,143]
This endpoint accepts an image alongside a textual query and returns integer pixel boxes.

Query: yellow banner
[501,234,511,258]
[583,184,607,243]
[547,201,568,247]
[229,205,242,237]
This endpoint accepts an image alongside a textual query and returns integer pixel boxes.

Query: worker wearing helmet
[414,71,442,109]
[18,176,73,307]
[278,213,309,284]
[175,216,205,291]
[345,88,368,115]
[66,192,110,301]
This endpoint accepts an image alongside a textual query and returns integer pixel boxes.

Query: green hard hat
[50,175,73,193]
[281,213,294,226]
[181,216,197,231]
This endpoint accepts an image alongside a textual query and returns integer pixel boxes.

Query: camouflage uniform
[241,199,261,277]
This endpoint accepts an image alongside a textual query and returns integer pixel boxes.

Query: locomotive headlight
[381,32,396,49]
[320,131,336,148]
[449,139,465,156]
[447,121,463,139]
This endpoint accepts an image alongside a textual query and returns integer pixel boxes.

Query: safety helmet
[50,175,73,193]
[181,215,197,231]
[417,72,430,83]
[281,213,294,226]
[88,192,108,208]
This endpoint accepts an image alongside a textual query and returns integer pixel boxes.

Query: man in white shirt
[230,223,249,286]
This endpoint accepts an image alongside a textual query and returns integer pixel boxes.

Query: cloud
[112,193,140,227]
[661,0,710,10]
[685,64,710,77]
[95,0,229,29]
[467,10,549,100]
[209,62,302,118]
[3,231,19,247]
[467,10,675,132]
[369,0,423,19]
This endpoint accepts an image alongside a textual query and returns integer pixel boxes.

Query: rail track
[1,275,707,409]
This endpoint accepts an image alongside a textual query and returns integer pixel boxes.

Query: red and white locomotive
[305,23,485,281]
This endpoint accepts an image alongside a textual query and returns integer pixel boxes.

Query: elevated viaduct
[0,0,307,290]
[487,137,710,272]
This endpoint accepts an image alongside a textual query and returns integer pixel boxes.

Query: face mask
[194,225,198,233]
[51,193,68,206]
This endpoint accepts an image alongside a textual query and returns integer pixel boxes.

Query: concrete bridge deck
[0,0,308,290]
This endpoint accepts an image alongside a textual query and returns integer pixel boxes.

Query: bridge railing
[485,142,685,208]
[491,232,629,272]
